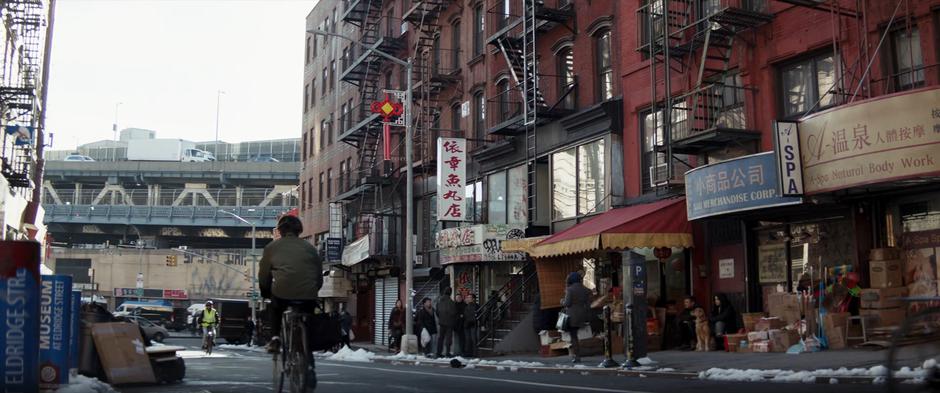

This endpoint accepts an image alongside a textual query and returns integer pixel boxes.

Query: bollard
[598,305,620,368]
[622,304,641,369]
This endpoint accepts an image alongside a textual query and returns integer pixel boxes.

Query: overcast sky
[46,0,316,150]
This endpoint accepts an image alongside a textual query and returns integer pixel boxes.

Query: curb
[329,356,898,385]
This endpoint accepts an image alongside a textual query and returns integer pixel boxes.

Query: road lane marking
[319,362,653,393]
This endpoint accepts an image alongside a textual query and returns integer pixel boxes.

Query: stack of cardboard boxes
[859,248,908,336]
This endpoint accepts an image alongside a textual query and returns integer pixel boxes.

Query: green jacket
[258,235,323,300]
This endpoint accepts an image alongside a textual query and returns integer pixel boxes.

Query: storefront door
[373,277,399,346]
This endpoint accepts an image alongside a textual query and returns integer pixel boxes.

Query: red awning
[525,198,693,258]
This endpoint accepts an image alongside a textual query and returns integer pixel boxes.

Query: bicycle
[273,301,317,393]
[203,324,217,356]
[886,296,940,393]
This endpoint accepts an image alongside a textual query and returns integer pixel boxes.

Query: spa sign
[799,88,940,194]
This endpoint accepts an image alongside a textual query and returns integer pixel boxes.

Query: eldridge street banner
[0,241,41,391]
[799,87,940,194]
[39,274,74,389]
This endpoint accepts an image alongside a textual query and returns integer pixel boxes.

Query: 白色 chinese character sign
[437,137,467,221]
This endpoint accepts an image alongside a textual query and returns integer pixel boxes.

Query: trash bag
[420,328,431,347]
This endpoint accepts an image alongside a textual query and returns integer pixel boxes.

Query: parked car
[118,315,170,343]
[63,154,94,162]
[249,155,279,162]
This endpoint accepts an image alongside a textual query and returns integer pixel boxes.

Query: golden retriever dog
[692,307,713,352]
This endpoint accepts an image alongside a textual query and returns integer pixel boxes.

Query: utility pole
[215,90,225,143]
[112,102,122,161]
[219,210,258,330]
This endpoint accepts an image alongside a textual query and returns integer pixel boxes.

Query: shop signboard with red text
[799,88,940,194]
[437,137,467,221]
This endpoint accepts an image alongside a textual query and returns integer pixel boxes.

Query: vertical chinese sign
[437,137,467,221]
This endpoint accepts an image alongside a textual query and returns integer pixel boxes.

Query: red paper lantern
[653,247,672,260]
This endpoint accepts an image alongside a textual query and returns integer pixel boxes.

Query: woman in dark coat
[388,299,406,352]
[561,271,592,363]
[709,293,738,339]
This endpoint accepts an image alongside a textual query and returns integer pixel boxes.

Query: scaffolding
[0,0,47,189]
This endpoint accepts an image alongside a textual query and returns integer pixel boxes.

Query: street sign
[326,237,343,262]
[135,288,144,297]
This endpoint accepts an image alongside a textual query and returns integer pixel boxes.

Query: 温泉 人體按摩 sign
[799,87,940,194]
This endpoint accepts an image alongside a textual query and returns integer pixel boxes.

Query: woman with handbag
[560,271,592,363]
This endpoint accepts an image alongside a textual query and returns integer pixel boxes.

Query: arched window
[496,78,511,122]
[473,4,485,56]
[557,46,576,109]
[451,20,462,67]
[595,29,613,101]
[473,90,486,141]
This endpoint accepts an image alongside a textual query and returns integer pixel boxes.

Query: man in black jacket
[677,296,700,350]
[463,294,480,358]
[435,287,457,358]
[416,297,437,357]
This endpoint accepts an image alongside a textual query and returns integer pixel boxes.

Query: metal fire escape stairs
[404,0,457,170]
[0,0,46,188]
[489,0,562,231]
[340,0,396,241]
[640,0,771,193]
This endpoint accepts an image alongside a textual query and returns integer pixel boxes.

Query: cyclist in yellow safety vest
[200,301,219,349]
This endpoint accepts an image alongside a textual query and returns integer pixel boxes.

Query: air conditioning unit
[649,161,693,188]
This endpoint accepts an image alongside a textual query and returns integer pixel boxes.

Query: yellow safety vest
[202,309,218,326]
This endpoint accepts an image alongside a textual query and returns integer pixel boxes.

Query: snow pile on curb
[328,346,376,362]
[218,344,267,353]
[473,359,545,368]
[55,375,117,393]
[699,364,929,384]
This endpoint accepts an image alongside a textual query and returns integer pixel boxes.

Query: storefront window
[465,181,484,224]
[552,148,577,219]
[755,217,856,294]
[578,140,606,216]
[487,171,507,224]
[507,165,528,226]
[552,140,607,220]
[895,195,940,309]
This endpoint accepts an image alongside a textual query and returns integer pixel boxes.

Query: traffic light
[165,255,178,267]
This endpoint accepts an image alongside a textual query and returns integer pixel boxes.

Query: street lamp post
[306,29,416,354]
[219,210,258,330]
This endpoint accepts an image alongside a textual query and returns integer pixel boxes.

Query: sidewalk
[338,342,927,384]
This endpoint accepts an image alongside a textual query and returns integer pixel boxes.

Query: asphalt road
[119,337,907,393]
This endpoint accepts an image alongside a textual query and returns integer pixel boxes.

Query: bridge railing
[43,204,292,227]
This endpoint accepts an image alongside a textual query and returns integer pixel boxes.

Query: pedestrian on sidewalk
[454,293,466,356]
[339,304,353,349]
[436,287,458,358]
[388,299,405,352]
[463,293,480,358]
[417,297,437,357]
[561,271,592,363]
[677,296,700,350]
[709,294,737,350]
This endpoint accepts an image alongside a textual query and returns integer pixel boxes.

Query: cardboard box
[861,307,907,328]
[91,322,157,385]
[860,287,909,309]
[560,327,592,342]
[750,340,771,353]
[754,317,787,331]
[747,331,769,342]
[742,312,767,332]
[870,248,901,261]
[549,341,570,350]
[769,329,801,352]
[767,293,801,324]
[827,327,846,350]
[870,260,904,288]
[822,312,850,335]
[725,333,747,352]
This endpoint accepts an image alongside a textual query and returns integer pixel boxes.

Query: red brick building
[618,0,940,315]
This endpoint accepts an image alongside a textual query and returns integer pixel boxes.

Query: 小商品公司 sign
[799,87,940,194]
[437,138,467,221]
[684,152,802,220]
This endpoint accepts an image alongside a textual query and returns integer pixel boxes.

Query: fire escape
[337,0,407,247]
[638,0,771,191]
[487,0,574,229]
[0,0,46,189]
[403,0,461,170]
